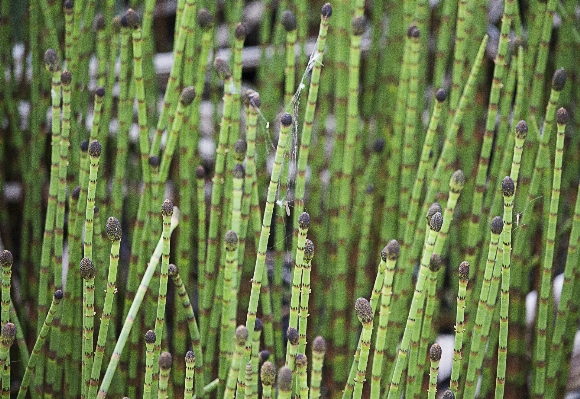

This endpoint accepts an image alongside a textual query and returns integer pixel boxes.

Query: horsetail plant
[428,343,442,399]
[158,351,172,398]
[224,325,247,399]
[260,361,276,399]
[295,354,309,399]
[353,298,373,399]
[80,257,96,398]
[278,366,293,399]
[184,351,195,399]
[450,261,469,393]
[143,330,156,399]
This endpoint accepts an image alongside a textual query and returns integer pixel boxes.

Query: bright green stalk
[224,326,248,399]
[242,113,293,366]
[546,110,575,396]
[219,230,239,398]
[80,257,96,398]
[293,3,331,222]
[433,0,458,87]
[150,0,196,157]
[532,107,567,397]
[410,254,444,398]
[87,217,122,397]
[202,58,234,342]
[38,49,61,336]
[310,337,326,399]
[97,208,179,398]
[296,354,309,399]
[17,290,62,399]
[184,351,195,399]
[463,0,513,285]
[450,262,469,393]
[399,25,421,228]
[344,250,389,399]
[143,330,156,399]
[168,264,205,398]
[0,251,12,339]
[158,352,172,398]
[278,367,293,399]
[286,326,299,374]
[298,238,314,355]
[290,213,310,332]
[152,200,175,392]
[334,15,365,378]
[495,177,516,398]
[353,298,373,399]
[249,322,264,398]
[370,240,399,399]
[160,87,196,182]
[428,344,442,399]
[260,361,276,399]
[84,139,102,261]
[386,212,443,399]
[450,0,470,110]
[463,216,504,397]
[244,362,253,399]
[282,10,297,107]
[0,322,14,398]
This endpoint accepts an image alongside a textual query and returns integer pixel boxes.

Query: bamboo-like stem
[296,354,309,399]
[224,326,247,399]
[17,290,62,399]
[290,213,310,333]
[87,217,122,397]
[158,352,172,398]
[353,299,373,399]
[428,343,442,399]
[298,238,314,355]
[495,177,516,398]
[310,337,326,399]
[184,351,195,399]
[97,208,180,398]
[450,262,469,393]
[143,330,156,399]
[80,257,96,398]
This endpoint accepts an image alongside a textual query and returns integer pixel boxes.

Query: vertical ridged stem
[334,15,364,379]
[532,108,566,398]
[17,291,62,399]
[399,27,421,230]
[87,218,121,398]
[150,0,196,156]
[428,344,442,399]
[296,354,309,399]
[495,177,516,398]
[546,116,577,397]
[310,337,326,399]
[143,331,156,399]
[184,351,195,399]
[242,114,292,364]
[219,231,239,399]
[290,216,309,332]
[84,141,101,270]
[344,254,387,399]
[450,264,469,393]
[433,0,458,87]
[249,324,263,398]
[152,201,174,392]
[463,217,504,397]
[158,352,172,398]
[224,326,247,399]
[353,299,373,399]
[202,72,234,343]
[450,0,469,110]
[298,238,314,355]
[387,213,442,399]
[196,166,207,295]
[81,258,96,399]
[168,264,205,398]
[97,210,179,398]
[370,242,399,399]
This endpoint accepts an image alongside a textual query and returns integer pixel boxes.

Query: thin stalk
[224,326,248,399]
[184,351,195,399]
[310,337,326,399]
[158,352,172,398]
[17,291,62,399]
[295,354,309,399]
[353,299,373,399]
[450,262,469,393]
[97,208,180,398]
[428,344,442,399]
[298,238,314,355]
[80,257,96,398]
[143,330,156,399]
[290,213,310,332]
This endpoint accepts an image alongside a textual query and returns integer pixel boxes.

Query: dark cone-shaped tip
[298,212,310,229]
[196,165,206,179]
[435,88,447,102]
[185,350,195,363]
[303,239,315,262]
[71,186,81,200]
[54,290,64,300]
[427,203,442,222]
[450,170,465,192]
[429,212,443,232]
[429,343,442,361]
[106,216,122,241]
[79,257,95,280]
[382,239,400,261]
[214,57,232,80]
[162,199,174,217]
[0,251,13,267]
[88,140,102,158]
[145,330,156,344]
[491,216,504,235]
[278,367,293,391]
[557,107,569,125]
[81,140,89,152]
[295,353,307,368]
[234,139,247,157]
[261,361,276,385]
[442,390,455,399]
[552,68,566,92]
[281,112,293,126]
[373,138,385,153]
[351,16,366,36]
[234,22,247,40]
[61,70,72,85]
[501,176,515,197]
[281,10,297,32]
[168,264,178,276]
[235,325,248,344]
[459,261,470,281]
[232,164,245,179]
[93,13,105,31]
[179,86,196,106]
[149,155,160,168]
[515,120,528,140]
[44,49,60,72]
[355,298,373,324]
[321,3,333,18]
[224,230,239,250]
[312,336,326,353]
[197,9,213,29]
[407,24,420,38]
[64,0,74,10]
[429,253,443,272]
[254,318,263,332]
[159,351,173,370]
[260,350,270,362]
[124,9,140,28]
[287,327,299,345]
[95,86,105,97]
